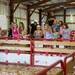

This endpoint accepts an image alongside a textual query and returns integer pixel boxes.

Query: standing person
[8,26,12,38]
[52,19,60,32]
[34,25,43,38]
[31,21,37,37]
[12,22,19,39]
[59,21,64,35]
[62,23,70,39]
[19,22,25,38]
[44,24,53,39]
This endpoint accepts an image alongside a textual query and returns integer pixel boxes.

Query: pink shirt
[12,27,19,39]
[60,27,63,35]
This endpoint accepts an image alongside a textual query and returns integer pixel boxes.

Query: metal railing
[34,60,64,75]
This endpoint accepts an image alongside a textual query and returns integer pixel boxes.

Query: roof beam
[29,0,49,9]
[29,9,36,17]
[41,0,75,7]
[43,0,75,12]
[50,7,64,12]
[13,0,28,3]
[13,2,21,13]
[48,6,75,12]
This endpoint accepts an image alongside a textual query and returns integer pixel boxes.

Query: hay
[0,64,44,75]
[0,64,63,75]
[47,68,63,75]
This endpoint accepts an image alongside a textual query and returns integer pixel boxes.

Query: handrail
[34,60,64,75]
[0,37,31,40]
[32,38,75,41]
[0,37,75,41]
[64,52,75,75]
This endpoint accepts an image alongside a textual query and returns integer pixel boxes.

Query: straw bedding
[0,64,63,75]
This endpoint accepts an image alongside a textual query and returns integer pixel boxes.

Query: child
[62,23,70,39]
[53,28,59,39]
[8,27,12,38]
[12,23,20,39]
[59,21,64,35]
[44,25,53,39]
[34,25,43,38]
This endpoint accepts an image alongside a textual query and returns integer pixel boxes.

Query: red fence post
[64,52,75,75]
[30,38,34,65]
[34,60,65,75]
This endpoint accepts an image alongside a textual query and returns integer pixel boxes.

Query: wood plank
[34,48,75,53]
[0,40,30,44]
[0,46,30,51]
[34,41,75,46]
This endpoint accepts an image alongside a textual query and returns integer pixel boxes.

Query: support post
[47,12,51,20]
[64,9,66,23]
[39,9,42,26]
[27,5,30,34]
[9,0,14,24]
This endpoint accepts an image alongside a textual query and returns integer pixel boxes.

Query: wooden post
[9,0,14,24]
[47,12,50,20]
[64,9,66,23]
[39,9,42,26]
[27,5,30,34]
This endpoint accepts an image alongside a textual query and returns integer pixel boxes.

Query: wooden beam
[27,5,30,34]
[52,7,64,12]
[9,0,14,24]
[29,9,36,17]
[29,0,49,9]
[13,0,26,13]
[13,0,28,3]
[13,2,21,13]
[39,9,42,25]
[43,0,75,12]
[64,9,66,23]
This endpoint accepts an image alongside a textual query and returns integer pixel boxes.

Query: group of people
[0,18,74,40]
[8,22,28,39]
[33,20,71,39]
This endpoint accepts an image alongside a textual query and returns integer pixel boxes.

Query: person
[52,19,60,32]
[11,22,19,39]
[8,27,12,38]
[53,28,59,39]
[44,24,53,39]
[62,23,70,39]
[59,21,64,36]
[34,25,43,38]
[19,22,25,38]
[31,21,37,37]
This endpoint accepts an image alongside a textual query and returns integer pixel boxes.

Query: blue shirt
[52,24,60,31]
[44,32,53,39]
[62,29,70,39]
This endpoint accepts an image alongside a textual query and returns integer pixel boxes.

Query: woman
[34,25,43,38]
[62,23,70,39]
[44,24,53,39]
[19,22,25,38]
[59,21,64,35]
[12,23,19,39]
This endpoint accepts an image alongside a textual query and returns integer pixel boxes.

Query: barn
[0,0,75,75]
